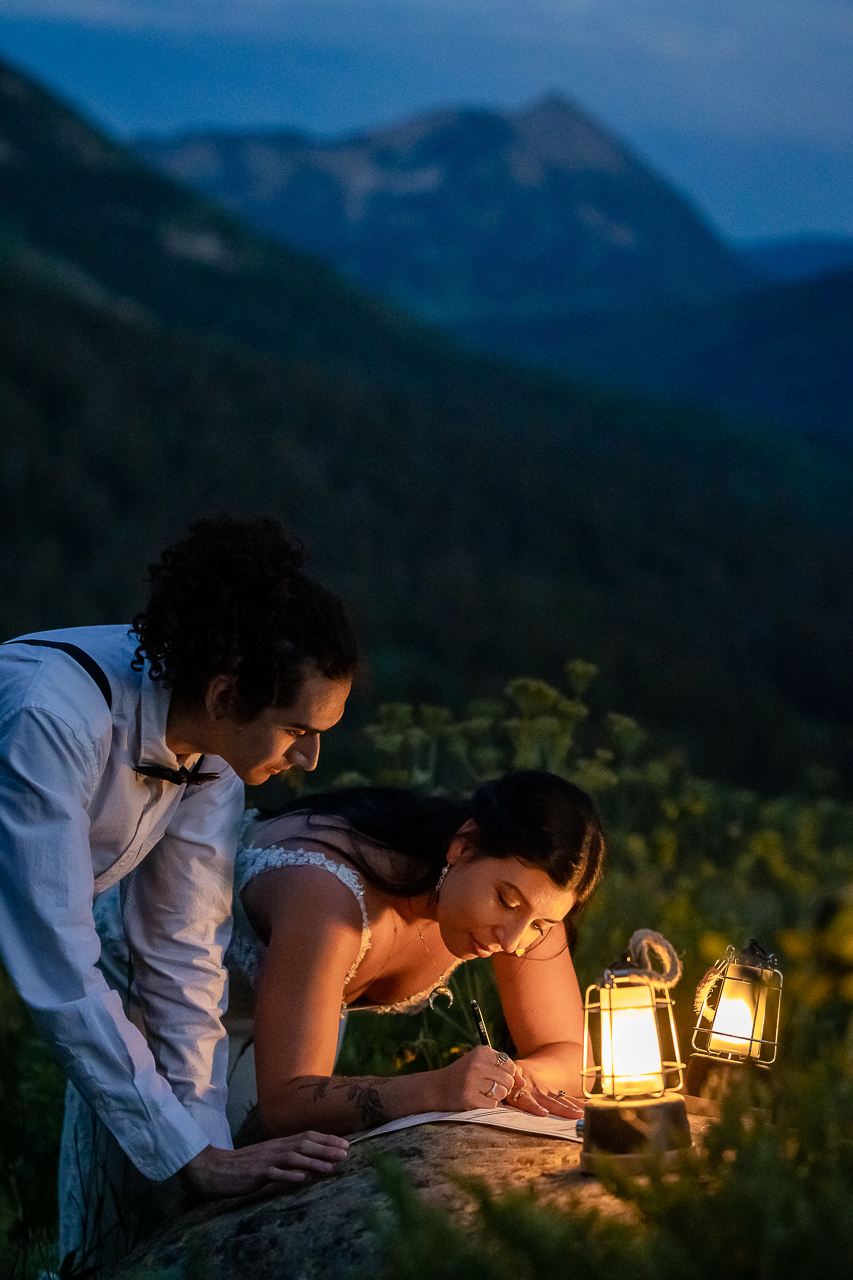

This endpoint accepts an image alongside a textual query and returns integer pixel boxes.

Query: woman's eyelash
[499,894,548,935]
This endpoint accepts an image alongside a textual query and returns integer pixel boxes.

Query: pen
[471,998,492,1048]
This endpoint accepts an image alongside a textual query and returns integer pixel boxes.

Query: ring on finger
[485,1080,499,1098]
[495,1051,509,1067]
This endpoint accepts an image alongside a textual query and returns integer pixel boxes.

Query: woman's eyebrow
[503,882,562,926]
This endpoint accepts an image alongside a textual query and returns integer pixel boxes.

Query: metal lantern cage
[692,940,782,1065]
[583,967,685,1101]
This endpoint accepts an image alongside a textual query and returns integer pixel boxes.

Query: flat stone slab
[112,1116,712,1280]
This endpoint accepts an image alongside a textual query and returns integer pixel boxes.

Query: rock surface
[112,1116,711,1280]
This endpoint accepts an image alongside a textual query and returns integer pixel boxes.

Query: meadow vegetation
[4,663,853,1276]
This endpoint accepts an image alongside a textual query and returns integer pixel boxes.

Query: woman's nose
[495,920,528,954]
[287,734,321,772]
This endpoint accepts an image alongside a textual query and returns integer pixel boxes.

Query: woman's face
[436,832,576,960]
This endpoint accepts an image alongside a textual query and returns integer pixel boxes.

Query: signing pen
[470,998,492,1048]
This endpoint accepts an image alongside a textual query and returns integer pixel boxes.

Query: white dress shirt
[0,625,244,1181]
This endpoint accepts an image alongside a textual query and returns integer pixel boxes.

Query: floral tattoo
[334,1082,387,1127]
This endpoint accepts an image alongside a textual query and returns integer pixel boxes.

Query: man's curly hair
[131,516,357,717]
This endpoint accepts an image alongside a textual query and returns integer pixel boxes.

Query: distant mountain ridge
[138,100,852,438]
[137,97,748,324]
[460,268,853,438]
[0,58,446,379]
[737,236,853,283]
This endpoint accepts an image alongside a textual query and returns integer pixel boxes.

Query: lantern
[685,940,782,1099]
[580,930,690,1174]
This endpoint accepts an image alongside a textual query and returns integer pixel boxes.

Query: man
[0,516,356,1265]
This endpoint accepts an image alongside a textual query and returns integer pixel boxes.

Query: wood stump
[111,1116,711,1280]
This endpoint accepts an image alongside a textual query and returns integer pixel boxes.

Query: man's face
[215,670,351,786]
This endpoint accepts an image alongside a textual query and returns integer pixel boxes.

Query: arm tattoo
[352,1085,387,1128]
[333,1081,388,1128]
[297,1079,330,1101]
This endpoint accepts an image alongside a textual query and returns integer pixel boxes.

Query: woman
[227,770,605,1137]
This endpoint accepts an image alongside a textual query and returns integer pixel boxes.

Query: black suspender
[4,638,113,709]
[3,638,218,785]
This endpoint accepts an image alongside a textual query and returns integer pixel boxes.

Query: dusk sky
[0,0,851,242]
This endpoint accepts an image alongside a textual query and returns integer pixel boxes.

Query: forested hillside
[1,56,852,790]
[460,268,853,440]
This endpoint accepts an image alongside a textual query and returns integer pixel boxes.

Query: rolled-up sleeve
[122,766,244,1152]
[0,708,213,1181]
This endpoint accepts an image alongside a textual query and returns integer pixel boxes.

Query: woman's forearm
[259,1044,528,1134]
[516,1041,584,1095]
[259,1069,444,1137]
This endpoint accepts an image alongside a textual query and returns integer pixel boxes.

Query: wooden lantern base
[579,1093,692,1174]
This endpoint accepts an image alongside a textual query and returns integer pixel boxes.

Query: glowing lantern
[580,930,690,1173]
[685,940,782,1096]
[596,978,666,1097]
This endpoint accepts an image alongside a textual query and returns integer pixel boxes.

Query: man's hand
[179,1133,349,1198]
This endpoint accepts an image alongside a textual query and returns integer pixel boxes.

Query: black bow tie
[135,758,220,786]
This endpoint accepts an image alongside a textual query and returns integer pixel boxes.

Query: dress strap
[229,835,462,1020]
[233,844,372,996]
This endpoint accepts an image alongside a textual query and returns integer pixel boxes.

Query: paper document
[349,1107,580,1144]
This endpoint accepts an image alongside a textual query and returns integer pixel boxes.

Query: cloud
[4,0,852,43]
[3,0,851,146]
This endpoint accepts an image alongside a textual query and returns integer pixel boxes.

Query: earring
[515,946,525,957]
[435,864,450,897]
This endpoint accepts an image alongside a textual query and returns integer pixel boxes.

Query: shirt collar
[139,666,200,770]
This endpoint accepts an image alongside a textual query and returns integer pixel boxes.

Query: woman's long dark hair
[260,770,605,940]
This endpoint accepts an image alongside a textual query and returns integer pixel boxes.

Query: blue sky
[1,0,851,241]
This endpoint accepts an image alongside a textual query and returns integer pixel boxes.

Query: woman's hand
[178,1134,349,1198]
[434,1045,520,1110]
[505,1066,584,1119]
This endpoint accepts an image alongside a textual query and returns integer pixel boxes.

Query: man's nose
[287,734,321,772]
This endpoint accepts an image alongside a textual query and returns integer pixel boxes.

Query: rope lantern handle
[625,928,683,988]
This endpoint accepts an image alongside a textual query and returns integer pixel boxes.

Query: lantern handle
[625,929,683,988]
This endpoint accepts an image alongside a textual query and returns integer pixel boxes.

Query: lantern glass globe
[599,983,664,1096]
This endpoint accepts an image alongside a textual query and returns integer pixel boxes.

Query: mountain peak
[138,93,747,323]
[510,93,631,176]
